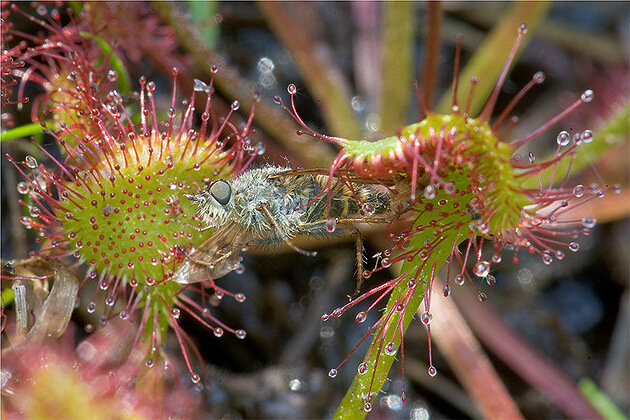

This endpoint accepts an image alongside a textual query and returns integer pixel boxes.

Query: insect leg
[334,217,391,224]
[175,219,214,232]
[352,228,367,298]
[256,204,318,257]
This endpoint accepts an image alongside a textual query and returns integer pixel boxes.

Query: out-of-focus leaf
[435,2,551,116]
[187,1,220,48]
[379,2,415,135]
[258,2,362,139]
[79,32,132,93]
[153,1,336,167]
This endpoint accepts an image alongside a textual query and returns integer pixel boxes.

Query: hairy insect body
[173,165,391,284]
[191,165,390,241]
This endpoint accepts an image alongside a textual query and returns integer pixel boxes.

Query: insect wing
[172,222,249,284]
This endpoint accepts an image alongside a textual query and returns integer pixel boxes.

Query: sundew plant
[2,2,628,419]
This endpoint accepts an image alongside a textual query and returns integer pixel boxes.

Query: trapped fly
[172,165,393,284]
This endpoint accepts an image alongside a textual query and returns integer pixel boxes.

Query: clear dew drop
[473,261,490,277]
[193,79,208,92]
[119,311,129,320]
[533,71,545,83]
[287,83,297,94]
[326,219,335,233]
[428,365,437,377]
[569,242,580,252]
[528,152,535,164]
[231,101,240,111]
[357,362,368,375]
[385,342,397,356]
[573,184,585,198]
[213,327,224,337]
[328,369,338,378]
[581,89,594,102]
[355,311,367,323]
[321,313,330,321]
[542,252,553,265]
[492,253,502,263]
[145,358,154,368]
[191,373,200,384]
[235,329,247,339]
[455,274,465,285]
[420,311,432,325]
[289,378,302,391]
[235,264,245,275]
[478,292,488,302]
[423,185,436,200]
[17,182,30,194]
[107,70,118,82]
[581,216,597,229]
[443,285,451,297]
[24,155,38,169]
[556,130,571,146]
[476,220,489,234]
[580,130,593,143]
[235,293,246,303]
[87,301,96,313]
[171,308,180,319]
[364,402,372,412]
[486,275,496,286]
[255,142,266,155]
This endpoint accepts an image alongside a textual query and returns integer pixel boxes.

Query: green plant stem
[378,2,415,135]
[257,2,362,140]
[333,246,453,419]
[579,378,627,420]
[1,287,15,306]
[435,1,551,116]
[1,123,44,142]
[153,2,335,168]
[333,172,470,418]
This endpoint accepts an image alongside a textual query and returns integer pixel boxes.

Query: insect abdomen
[305,175,391,221]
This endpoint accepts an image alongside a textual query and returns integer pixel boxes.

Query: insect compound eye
[209,179,231,206]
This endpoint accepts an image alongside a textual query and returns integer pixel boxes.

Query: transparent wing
[269,167,395,186]
[172,221,250,284]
